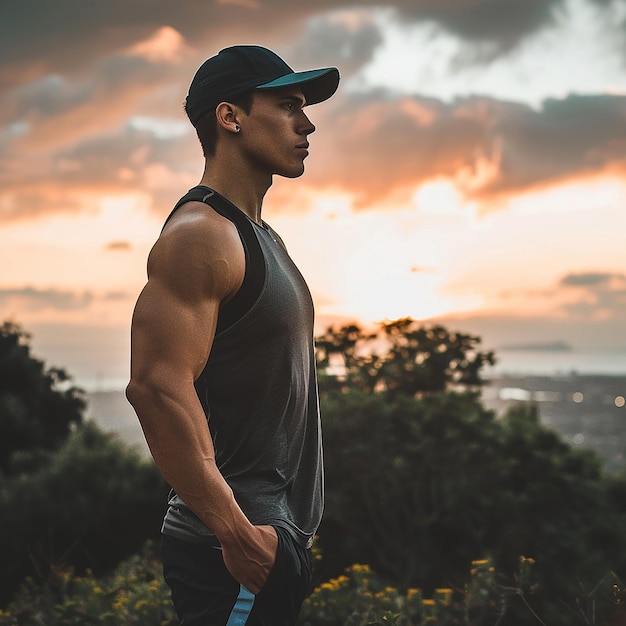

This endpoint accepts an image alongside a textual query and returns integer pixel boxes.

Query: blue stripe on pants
[225,585,255,626]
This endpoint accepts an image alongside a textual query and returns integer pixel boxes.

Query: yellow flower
[407,588,421,600]
[351,563,371,574]
[134,599,148,610]
[423,599,436,606]
[113,594,128,611]
[435,588,453,606]
[471,559,489,566]
[92,586,103,594]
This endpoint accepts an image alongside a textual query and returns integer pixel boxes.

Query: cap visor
[256,67,340,105]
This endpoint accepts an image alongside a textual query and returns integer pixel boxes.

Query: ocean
[485,347,626,378]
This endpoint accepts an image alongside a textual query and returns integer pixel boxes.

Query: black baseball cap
[185,45,340,127]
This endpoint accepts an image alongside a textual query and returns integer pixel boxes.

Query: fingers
[222,525,279,593]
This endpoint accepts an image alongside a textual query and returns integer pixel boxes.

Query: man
[126,45,339,625]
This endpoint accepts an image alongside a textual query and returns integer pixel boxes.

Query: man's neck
[199,159,272,225]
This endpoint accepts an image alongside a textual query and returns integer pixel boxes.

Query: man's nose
[301,112,315,135]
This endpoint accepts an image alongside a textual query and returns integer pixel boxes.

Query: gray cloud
[436,310,626,350]
[303,91,626,207]
[3,88,626,223]
[0,2,253,87]
[558,272,626,318]
[560,272,625,287]
[0,0,617,92]
[398,0,566,59]
[2,1,626,223]
[496,272,626,317]
[289,11,384,77]
[103,291,132,301]
[0,287,94,312]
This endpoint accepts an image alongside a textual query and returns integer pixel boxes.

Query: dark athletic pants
[161,527,312,625]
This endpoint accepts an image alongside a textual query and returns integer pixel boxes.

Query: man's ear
[215,102,240,134]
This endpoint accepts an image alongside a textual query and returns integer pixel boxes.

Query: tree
[315,320,626,625]
[0,321,168,607]
[0,423,167,606]
[0,322,84,475]
[316,318,495,398]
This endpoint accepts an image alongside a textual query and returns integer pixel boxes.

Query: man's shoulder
[147,200,245,286]
[162,200,237,240]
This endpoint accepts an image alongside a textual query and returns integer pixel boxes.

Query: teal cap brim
[256,67,340,105]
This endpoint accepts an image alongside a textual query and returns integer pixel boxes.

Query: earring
[235,125,241,133]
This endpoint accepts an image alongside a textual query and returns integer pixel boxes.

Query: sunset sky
[1,0,626,389]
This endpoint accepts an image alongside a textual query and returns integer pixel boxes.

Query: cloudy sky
[1,0,626,388]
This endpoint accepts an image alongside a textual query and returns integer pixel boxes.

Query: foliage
[0,322,85,475]
[299,556,543,626]
[315,320,626,625]
[0,320,169,606]
[1,547,622,626]
[0,543,177,626]
[0,422,168,606]
[318,388,626,624]
[316,318,495,398]
[318,390,500,588]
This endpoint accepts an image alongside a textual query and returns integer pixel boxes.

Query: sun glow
[268,189,482,326]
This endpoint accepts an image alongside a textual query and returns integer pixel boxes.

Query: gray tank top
[161,187,323,549]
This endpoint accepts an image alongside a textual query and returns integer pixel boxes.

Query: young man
[126,46,339,625]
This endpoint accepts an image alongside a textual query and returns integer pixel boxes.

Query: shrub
[0,544,176,626]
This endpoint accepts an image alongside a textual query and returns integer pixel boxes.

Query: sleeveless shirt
[160,187,323,549]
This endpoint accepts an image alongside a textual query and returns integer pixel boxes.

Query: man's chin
[280,165,306,179]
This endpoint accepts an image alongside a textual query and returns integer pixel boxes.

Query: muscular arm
[126,204,276,593]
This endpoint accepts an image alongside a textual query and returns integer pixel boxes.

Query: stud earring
[235,125,241,133]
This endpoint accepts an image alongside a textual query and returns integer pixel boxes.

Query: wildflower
[352,563,371,574]
[93,586,103,594]
[113,594,128,611]
[406,588,421,600]
[434,588,453,606]
[422,599,435,606]
[471,559,489,566]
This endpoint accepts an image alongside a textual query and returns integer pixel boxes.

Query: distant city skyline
[1,0,625,387]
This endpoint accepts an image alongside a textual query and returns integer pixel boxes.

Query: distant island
[497,341,572,352]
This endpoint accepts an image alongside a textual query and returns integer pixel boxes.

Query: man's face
[237,86,316,179]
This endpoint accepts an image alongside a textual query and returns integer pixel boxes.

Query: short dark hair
[186,90,255,158]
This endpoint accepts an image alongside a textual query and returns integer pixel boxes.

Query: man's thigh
[161,534,241,625]
[161,528,312,626]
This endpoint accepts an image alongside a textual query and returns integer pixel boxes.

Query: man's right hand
[221,524,278,594]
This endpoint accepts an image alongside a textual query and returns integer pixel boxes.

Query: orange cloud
[126,26,192,63]
[301,92,626,211]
